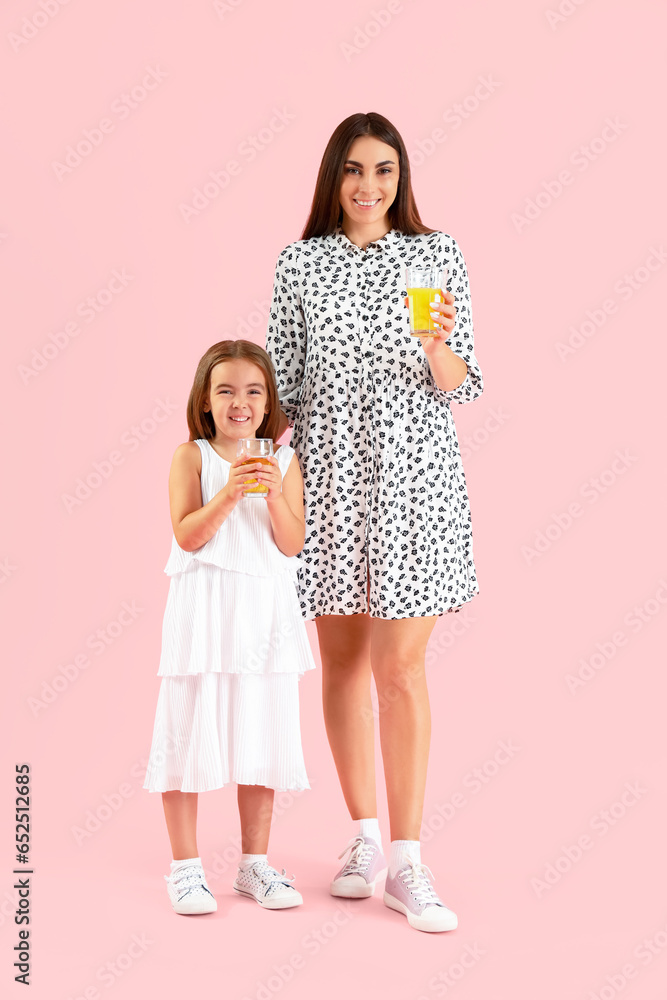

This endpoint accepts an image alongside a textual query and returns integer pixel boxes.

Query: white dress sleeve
[265,245,307,427]
[430,235,484,406]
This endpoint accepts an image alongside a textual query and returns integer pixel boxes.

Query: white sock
[389,840,421,878]
[170,856,201,873]
[357,818,383,853]
[239,853,267,870]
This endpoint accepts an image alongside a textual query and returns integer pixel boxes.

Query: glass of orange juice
[406,265,449,337]
[236,438,274,498]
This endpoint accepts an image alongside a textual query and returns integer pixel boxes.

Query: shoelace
[337,835,375,875]
[244,861,297,896]
[164,864,214,902]
[398,861,445,908]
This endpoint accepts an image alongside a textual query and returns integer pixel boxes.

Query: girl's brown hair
[301,111,435,240]
[186,340,283,444]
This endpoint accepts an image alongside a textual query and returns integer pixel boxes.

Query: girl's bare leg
[162,791,199,859]
[237,784,275,853]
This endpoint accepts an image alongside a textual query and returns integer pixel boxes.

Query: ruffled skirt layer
[143,672,310,793]
[158,562,316,677]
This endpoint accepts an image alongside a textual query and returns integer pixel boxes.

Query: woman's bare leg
[162,791,199,859]
[315,606,376,821]
[370,615,438,842]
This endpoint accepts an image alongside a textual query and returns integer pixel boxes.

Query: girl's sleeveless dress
[143,438,317,794]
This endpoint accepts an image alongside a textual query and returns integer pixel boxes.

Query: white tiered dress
[143,438,317,794]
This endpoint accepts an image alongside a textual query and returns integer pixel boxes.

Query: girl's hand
[254,455,283,503]
[404,289,457,358]
[225,456,271,502]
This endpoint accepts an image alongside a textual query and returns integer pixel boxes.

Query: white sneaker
[383,861,458,932]
[330,835,388,898]
[164,863,217,915]
[233,860,303,909]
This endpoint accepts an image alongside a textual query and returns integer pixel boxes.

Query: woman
[265,112,483,933]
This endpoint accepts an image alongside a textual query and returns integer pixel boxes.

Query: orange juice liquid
[241,456,272,495]
[407,287,441,337]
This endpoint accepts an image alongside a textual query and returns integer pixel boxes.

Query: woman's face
[338,135,399,229]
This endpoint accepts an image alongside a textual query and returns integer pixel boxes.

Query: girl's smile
[203,359,269,449]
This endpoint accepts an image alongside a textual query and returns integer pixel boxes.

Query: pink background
[3,1,666,997]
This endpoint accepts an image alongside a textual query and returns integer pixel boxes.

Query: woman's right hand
[223,456,264,502]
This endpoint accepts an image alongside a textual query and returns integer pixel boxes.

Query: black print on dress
[266,225,484,620]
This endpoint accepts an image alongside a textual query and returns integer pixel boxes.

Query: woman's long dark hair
[301,112,435,240]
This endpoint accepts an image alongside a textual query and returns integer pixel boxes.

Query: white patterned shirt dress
[265,224,484,620]
[143,439,316,794]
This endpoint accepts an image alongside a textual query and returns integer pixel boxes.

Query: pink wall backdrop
[3,1,666,997]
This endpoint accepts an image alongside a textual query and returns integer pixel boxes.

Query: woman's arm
[428,236,484,405]
[265,454,306,557]
[265,246,307,427]
[276,408,291,440]
[169,443,237,552]
[423,322,469,391]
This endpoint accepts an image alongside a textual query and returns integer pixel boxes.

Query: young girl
[143,339,316,914]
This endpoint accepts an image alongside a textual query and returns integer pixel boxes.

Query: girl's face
[338,135,400,229]
[203,358,269,440]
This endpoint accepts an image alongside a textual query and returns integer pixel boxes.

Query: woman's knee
[371,655,426,698]
[316,614,371,669]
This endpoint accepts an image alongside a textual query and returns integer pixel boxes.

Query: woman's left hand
[254,455,283,503]
[404,289,457,358]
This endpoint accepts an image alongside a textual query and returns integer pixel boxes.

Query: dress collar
[329,223,403,253]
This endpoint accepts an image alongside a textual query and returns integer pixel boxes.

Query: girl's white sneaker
[164,863,217,915]
[233,860,303,909]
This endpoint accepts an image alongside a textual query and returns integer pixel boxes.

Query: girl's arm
[169,443,237,552]
[266,454,306,557]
